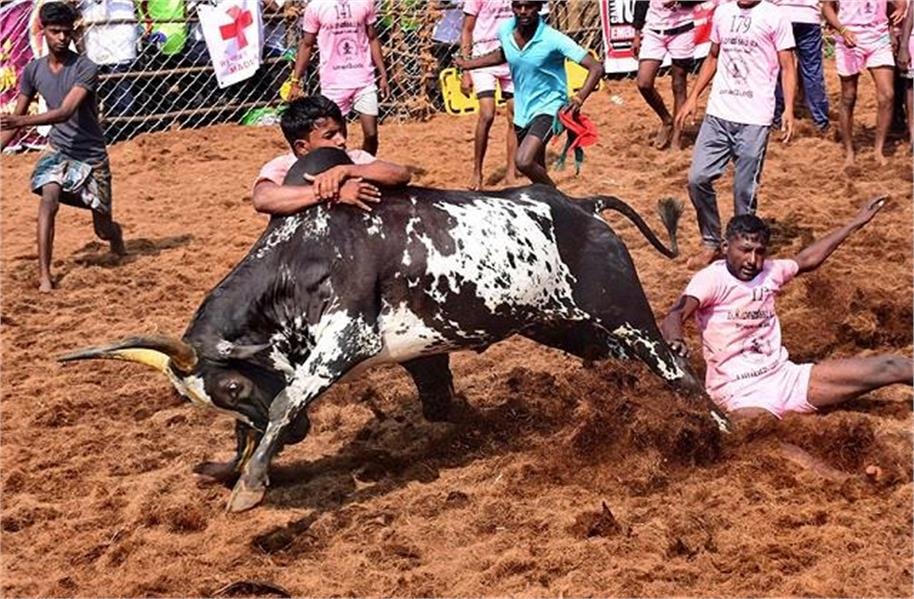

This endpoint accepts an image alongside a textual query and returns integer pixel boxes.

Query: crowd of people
[1,0,911,424]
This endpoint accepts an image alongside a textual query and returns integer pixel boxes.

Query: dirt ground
[2,67,912,597]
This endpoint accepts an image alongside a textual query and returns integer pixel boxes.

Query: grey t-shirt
[20,52,107,162]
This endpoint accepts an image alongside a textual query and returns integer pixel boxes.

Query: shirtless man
[660,197,912,420]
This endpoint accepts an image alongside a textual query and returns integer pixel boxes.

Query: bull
[61,147,726,513]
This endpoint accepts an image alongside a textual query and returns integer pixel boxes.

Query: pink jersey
[684,259,799,400]
[770,0,821,25]
[255,149,376,187]
[464,0,514,56]
[645,0,695,31]
[301,0,377,91]
[838,0,888,29]
[706,0,795,126]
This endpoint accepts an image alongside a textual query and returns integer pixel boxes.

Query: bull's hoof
[193,461,240,487]
[422,394,471,423]
[421,402,452,422]
[226,480,266,513]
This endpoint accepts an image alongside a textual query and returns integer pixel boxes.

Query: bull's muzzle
[58,335,198,375]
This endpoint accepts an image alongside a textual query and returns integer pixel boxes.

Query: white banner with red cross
[198,0,263,88]
[599,0,718,75]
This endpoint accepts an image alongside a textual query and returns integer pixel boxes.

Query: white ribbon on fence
[198,0,263,89]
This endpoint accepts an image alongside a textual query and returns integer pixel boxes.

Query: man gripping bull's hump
[60,146,725,513]
[251,94,411,216]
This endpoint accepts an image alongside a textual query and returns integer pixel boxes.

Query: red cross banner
[198,0,263,88]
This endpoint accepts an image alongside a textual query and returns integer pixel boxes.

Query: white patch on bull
[367,301,453,366]
[285,310,382,401]
[254,209,330,259]
[364,213,385,238]
[611,322,683,380]
[412,194,588,319]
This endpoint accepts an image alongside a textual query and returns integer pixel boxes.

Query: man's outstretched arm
[660,294,701,358]
[793,196,888,274]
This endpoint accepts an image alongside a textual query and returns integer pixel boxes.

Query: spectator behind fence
[288,0,390,156]
[251,94,411,216]
[0,1,126,293]
[78,0,139,121]
[138,0,187,57]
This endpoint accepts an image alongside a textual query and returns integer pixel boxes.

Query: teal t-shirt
[497,17,588,128]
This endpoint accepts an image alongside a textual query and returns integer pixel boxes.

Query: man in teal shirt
[457,0,603,186]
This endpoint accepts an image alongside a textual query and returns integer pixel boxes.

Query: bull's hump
[405,193,586,317]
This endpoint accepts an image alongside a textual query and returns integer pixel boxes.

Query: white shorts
[323,83,378,117]
[712,361,816,419]
[834,27,895,77]
[639,27,695,62]
[470,63,514,98]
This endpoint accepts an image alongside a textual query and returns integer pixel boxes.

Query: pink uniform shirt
[302,0,377,91]
[255,149,376,187]
[684,259,799,400]
[771,0,821,25]
[838,0,888,29]
[645,0,695,30]
[706,0,795,126]
[464,0,514,56]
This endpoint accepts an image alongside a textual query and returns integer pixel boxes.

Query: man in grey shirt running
[1,1,125,293]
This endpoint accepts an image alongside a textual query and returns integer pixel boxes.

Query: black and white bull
[61,150,724,512]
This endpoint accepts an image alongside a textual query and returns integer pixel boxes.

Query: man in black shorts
[456,0,603,186]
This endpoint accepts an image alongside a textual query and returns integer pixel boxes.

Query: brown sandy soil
[2,66,912,596]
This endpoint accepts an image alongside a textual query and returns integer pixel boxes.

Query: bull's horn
[58,335,198,375]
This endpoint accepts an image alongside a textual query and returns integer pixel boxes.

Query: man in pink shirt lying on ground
[660,197,912,420]
[822,0,907,167]
[252,95,410,216]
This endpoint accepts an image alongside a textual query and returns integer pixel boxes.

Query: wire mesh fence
[0,0,613,147]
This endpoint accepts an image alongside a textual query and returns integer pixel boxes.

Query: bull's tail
[587,195,682,259]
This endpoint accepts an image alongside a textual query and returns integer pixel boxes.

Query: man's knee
[688,168,712,192]
[636,74,655,95]
[39,188,60,213]
[876,87,894,109]
[840,88,857,109]
[515,151,537,173]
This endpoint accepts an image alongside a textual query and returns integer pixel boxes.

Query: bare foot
[843,151,856,169]
[670,127,684,151]
[38,277,54,293]
[109,222,127,256]
[686,245,722,270]
[653,121,674,149]
[504,173,518,186]
[467,172,483,191]
[873,149,888,166]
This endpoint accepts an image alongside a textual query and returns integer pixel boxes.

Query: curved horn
[58,335,198,375]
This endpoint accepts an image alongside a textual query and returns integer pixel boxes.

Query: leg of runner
[37,183,61,293]
[359,112,379,156]
[839,74,859,167]
[670,60,690,150]
[470,96,496,190]
[870,65,895,166]
[807,355,912,408]
[636,58,673,149]
[504,99,519,185]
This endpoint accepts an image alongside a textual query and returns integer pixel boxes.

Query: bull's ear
[227,344,271,360]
